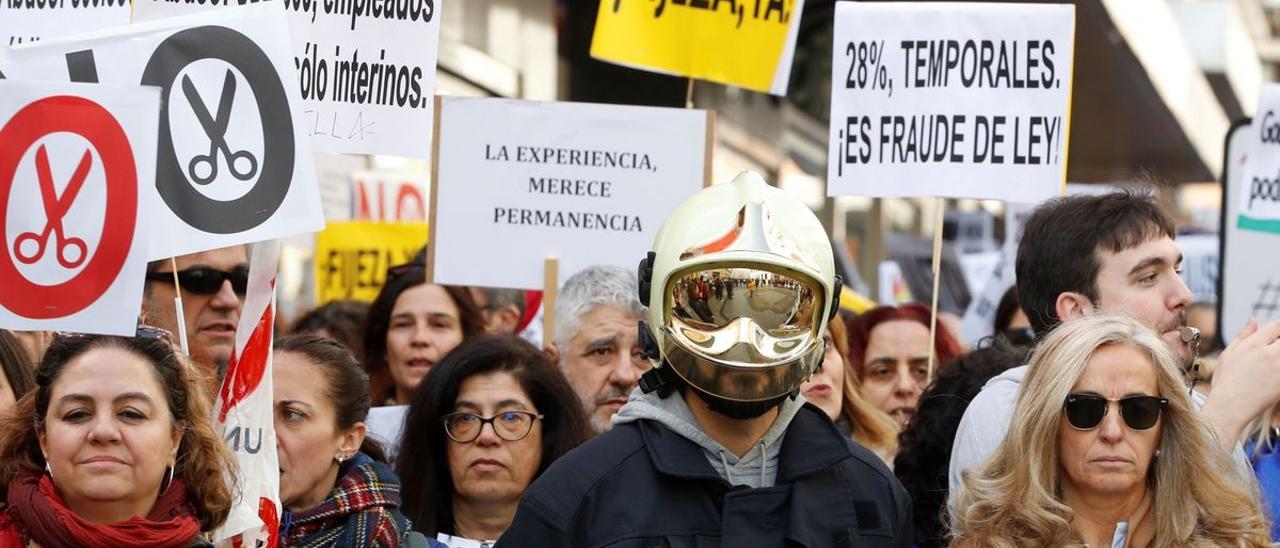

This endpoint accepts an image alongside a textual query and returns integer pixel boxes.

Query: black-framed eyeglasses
[1063,394,1168,431]
[145,266,249,296]
[442,411,543,443]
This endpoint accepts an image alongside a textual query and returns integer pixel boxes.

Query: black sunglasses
[1063,394,1168,431]
[146,266,248,296]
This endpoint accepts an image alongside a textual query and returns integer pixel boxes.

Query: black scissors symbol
[183,69,259,186]
[14,146,91,269]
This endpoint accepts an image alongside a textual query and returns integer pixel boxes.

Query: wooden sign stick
[926,197,944,385]
[543,258,559,345]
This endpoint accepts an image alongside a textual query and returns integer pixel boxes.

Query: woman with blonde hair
[952,314,1268,547]
[800,318,899,461]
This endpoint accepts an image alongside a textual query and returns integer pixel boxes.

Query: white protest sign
[132,0,441,158]
[430,97,710,290]
[0,0,129,48]
[1222,120,1280,342]
[1239,85,1280,235]
[352,170,428,221]
[5,3,326,260]
[827,2,1074,201]
[0,80,158,335]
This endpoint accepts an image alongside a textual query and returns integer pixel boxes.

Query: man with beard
[949,189,1280,498]
[545,265,650,435]
[501,173,912,546]
[141,245,248,386]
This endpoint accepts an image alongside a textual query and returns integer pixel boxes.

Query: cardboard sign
[352,171,428,221]
[1221,120,1280,344]
[0,0,130,48]
[1239,85,1280,234]
[314,221,427,304]
[5,3,326,260]
[590,0,804,95]
[827,2,1075,201]
[0,80,157,335]
[430,97,710,289]
[132,0,441,158]
[213,241,281,545]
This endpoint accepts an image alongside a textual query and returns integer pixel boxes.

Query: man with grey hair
[545,265,650,434]
[470,286,526,333]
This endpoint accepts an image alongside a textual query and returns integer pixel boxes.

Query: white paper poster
[1239,85,1280,235]
[431,97,710,290]
[132,0,441,158]
[0,80,158,335]
[0,0,130,48]
[5,3,326,260]
[1222,120,1280,341]
[352,170,428,221]
[827,2,1075,201]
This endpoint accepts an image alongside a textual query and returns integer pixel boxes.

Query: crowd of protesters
[1,184,1280,547]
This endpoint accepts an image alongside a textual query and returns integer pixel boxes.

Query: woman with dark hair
[291,300,371,361]
[272,335,418,546]
[892,339,1026,547]
[847,303,964,426]
[992,287,1034,346]
[364,262,485,406]
[0,329,237,546]
[0,330,35,416]
[397,334,589,543]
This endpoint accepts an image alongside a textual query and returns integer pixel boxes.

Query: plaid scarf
[279,453,410,547]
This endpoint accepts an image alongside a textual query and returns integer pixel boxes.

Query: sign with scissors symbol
[13,146,91,269]
[183,70,258,186]
[0,80,158,335]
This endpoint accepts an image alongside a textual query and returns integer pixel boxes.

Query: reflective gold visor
[665,266,823,366]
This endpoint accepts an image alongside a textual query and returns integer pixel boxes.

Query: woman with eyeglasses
[272,335,424,546]
[363,258,485,406]
[847,304,964,427]
[397,334,589,544]
[951,314,1268,547]
[0,328,237,547]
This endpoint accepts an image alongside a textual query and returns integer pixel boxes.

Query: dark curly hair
[892,339,1028,547]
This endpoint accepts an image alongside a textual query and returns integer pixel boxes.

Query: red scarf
[6,470,200,548]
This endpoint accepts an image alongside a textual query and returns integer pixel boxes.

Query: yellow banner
[590,0,803,95]
[314,221,428,304]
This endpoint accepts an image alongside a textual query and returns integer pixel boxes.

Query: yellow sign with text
[590,0,804,95]
[314,222,428,304]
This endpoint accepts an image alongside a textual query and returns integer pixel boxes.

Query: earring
[45,462,53,480]
[335,454,345,464]
[162,464,175,494]
[1155,449,1162,458]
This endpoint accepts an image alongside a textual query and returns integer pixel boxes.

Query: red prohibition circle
[0,95,138,319]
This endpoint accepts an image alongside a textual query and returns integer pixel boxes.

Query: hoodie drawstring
[718,450,734,485]
[758,440,767,486]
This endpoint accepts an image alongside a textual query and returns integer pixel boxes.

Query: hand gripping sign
[5,3,325,260]
[0,80,158,336]
[213,241,281,547]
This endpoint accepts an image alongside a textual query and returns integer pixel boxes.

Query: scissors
[183,69,258,186]
[14,145,91,269]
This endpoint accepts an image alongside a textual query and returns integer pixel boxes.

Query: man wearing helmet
[500,172,912,546]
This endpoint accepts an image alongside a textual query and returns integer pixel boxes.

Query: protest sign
[430,97,710,290]
[0,80,157,335]
[132,0,441,158]
[352,171,428,221]
[0,0,129,48]
[1239,85,1280,235]
[5,3,326,260]
[314,221,427,304]
[213,241,281,545]
[590,0,804,95]
[827,2,1075,201]
[1221,119,1280,346]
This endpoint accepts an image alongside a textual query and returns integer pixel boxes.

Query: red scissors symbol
[13,145,91,269]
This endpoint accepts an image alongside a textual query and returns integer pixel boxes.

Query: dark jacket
[499,403,913,547]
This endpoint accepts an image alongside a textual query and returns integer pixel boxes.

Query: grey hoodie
[612,387,805,489]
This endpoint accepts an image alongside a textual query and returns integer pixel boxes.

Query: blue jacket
[499,403,913,547]
[1246,439,1280,540]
